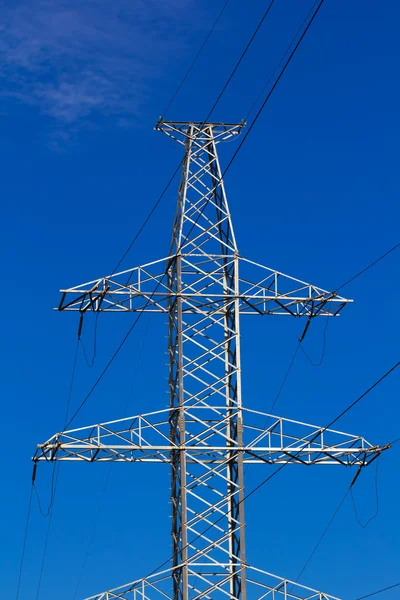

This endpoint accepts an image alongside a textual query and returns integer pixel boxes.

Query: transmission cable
[15,485,34,600]
[294,482,352,585]
[162,0,230,117]
[61,269,170,431]
[72,316,151,599]
[124,355,398,588]
[245,0,321,119]
[33,338,80,517]
[180,0,326,249]
[298,237,400,366]
[294,455,380,586]
[201,0,276,124]
[16,334,81,597]
[299,313,329,367]
[335,241,400,293]
[354,583,400,600]
[110,164,182,275]
[34,464,61,600]
[79,312,99,368]
[350,455,380,529]
[268,341,301,416]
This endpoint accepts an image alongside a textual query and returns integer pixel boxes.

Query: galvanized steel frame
[35,122,386,600]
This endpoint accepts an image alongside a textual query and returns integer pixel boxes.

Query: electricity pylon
[34,121,387,600]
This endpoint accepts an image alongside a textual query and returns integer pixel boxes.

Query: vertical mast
[160,121,246,600]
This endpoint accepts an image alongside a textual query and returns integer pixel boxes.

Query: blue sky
[2,0,400,598]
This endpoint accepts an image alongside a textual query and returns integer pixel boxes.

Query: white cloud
[0,0,195,125]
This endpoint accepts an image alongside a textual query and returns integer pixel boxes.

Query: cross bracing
[34,122,387,600]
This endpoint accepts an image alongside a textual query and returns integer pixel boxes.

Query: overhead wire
[79,312,99,368]
[180,0,326,247]
[72,316,151,598]
[350,455,380,529]
[33,463,57,518]
[15,485,34,600]
[162,0,231,117]
[354,582,400,600]
[200,0,276,124]
[34,464,61,600]
[297,237,400,368]
[245,0,321,119]
[18,334,81,596]
[293,456,381,587]
[110,164,182,275]
[293,483,352,585]
[299,313,329,367]
[61,270,168,431]
[268,341,301,416]
[335,241,400,293]
[33,338,81,517]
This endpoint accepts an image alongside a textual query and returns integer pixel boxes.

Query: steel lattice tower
[35,121,387,600]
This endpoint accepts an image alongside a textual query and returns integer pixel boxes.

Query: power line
[294,455,380,586]
[245,0,321,119]
[73,466,112,599]
[72,317,151,598]
[33,463,57,518]
[222,0,326,177]
[181,0,326,248]
[335,241,400,293]
[323,360,400,432]
[16,335,81,597]
[298,238,400,367]
[62,270,168,431]
[294,484,351,585]
[350,455,380,529]
[201,0,276,123]
[354,582,400,600]
[299,313,329,367]
[34,464,61,600]
[15,485,34,600]
[79,312,99,368]
[110,163,182,275]
[64,338,80,426]
[268,341,301,415]
[162,0,230,117]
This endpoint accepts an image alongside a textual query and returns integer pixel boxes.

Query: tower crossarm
[82,564,342,600]
[57,256,171,313]
[33,407,387,467]
[237,257,351,316]
[56,253,351,318]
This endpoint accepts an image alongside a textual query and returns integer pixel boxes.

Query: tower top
[155,118,245,144]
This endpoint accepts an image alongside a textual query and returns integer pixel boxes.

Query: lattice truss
[34,122,387,600]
